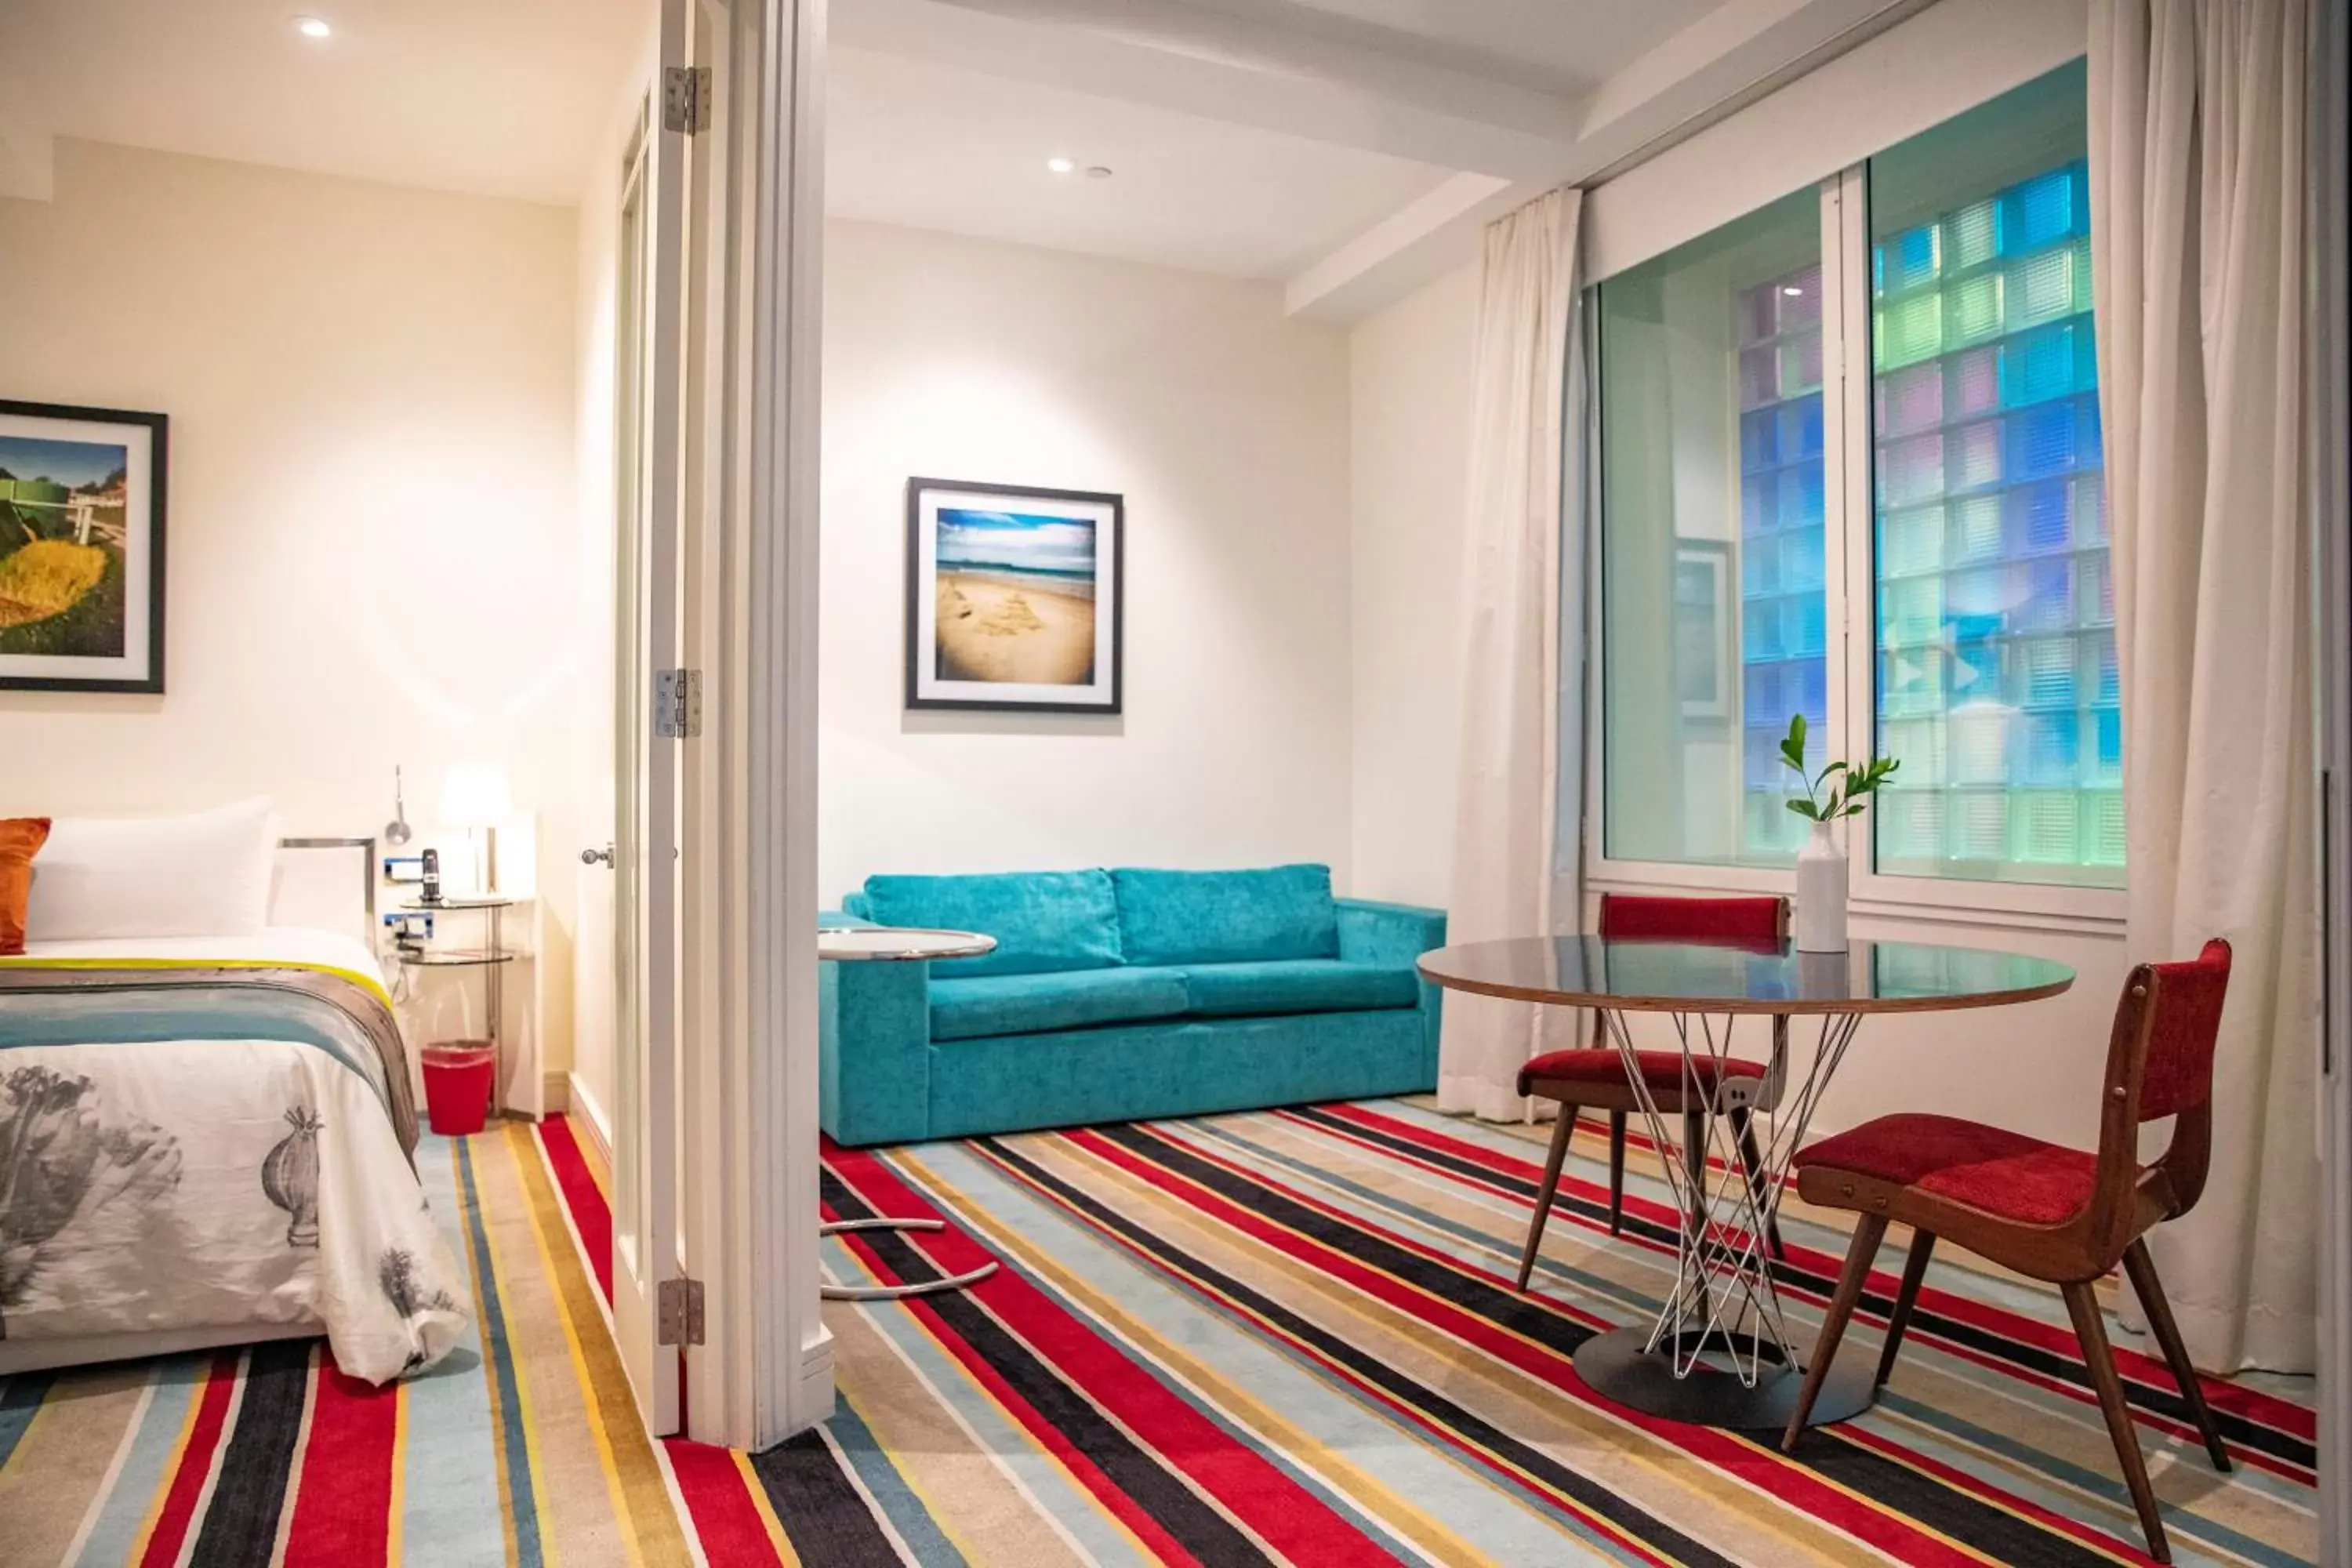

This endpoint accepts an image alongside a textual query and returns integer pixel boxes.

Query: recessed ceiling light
[1084,165,1113,179]
[1782,285,1804,297]
[1046,157,1076,174]
[292,15,332,38]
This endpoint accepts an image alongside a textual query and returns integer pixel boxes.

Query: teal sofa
[820,865,1445,1146]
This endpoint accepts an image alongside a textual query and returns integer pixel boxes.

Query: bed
[0,829,467,1384]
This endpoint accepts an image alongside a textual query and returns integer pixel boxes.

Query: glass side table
[815,925,999,1301]
[397,895,517,1115]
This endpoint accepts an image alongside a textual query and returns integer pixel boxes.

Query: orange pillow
[1,818,51,955]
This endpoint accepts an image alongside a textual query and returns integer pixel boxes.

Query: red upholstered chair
[1512,893,1789,1291]
[1780,940,2234,1565]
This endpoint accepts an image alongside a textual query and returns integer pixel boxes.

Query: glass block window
[1736,263,1829,860]
[1868,104,2119,886]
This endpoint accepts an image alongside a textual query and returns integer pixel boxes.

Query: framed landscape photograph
[0,400,168,693]
[906,477,1123,713]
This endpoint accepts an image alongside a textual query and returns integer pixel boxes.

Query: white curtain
[2089,0,2318,1373]
[1438,187,1584,1123]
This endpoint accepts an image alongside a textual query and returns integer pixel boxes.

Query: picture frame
[0,398,169,694]
[905,477,1123,714]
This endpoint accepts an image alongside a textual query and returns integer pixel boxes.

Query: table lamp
[439,764,514,895]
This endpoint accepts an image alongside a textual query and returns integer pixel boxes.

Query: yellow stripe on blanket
[0,956,396,1010]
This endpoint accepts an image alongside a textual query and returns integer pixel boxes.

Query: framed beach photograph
[0,399,168,693]
[906,477,1123,713]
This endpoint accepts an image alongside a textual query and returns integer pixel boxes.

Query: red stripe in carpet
[281,1359,397,1566]
[536,1112,615,1302]
[665,1440,787,1564]
[138,1350,242,1568]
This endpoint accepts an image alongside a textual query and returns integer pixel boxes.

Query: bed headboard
[271,837,376,947]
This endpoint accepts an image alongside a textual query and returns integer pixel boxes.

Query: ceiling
[0,0,647,204]
[0,0,1913,314]
[826,46,1457,279]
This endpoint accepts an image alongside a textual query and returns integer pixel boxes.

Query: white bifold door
[601,0,833,1447]
[607,0,717,1437]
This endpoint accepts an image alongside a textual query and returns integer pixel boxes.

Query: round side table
[816,926,1000,1301]
[397,895,517,1115]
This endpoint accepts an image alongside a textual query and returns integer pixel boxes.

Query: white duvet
[0,929,469,1382]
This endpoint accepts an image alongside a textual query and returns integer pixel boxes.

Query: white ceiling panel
[0,0,648,204]
[826,45,1458,278]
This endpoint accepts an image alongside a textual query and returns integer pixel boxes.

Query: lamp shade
[438,764,514,828]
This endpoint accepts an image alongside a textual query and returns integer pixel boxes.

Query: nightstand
[398,895,517,1114]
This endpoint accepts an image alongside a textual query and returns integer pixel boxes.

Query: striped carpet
[0,1102,2319,1566]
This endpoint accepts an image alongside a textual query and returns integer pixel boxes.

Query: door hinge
[663,66,711,134]
[657,1276,706,1345]
[655,668,702,739]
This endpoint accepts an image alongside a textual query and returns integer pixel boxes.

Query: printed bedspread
[0,964,467,1383]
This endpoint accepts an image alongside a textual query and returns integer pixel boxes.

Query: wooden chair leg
[2061,1280,2170,1564]
[1782,1214,1887,1451]
[2122,1239,2232,1472]
[1727,1106,1786,1261]
[1606,1112,1627,1235]
[1515,1106,1578,1291]
[1876,1229,1936,1388]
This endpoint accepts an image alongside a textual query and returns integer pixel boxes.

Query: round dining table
[1417,933,2073,1429]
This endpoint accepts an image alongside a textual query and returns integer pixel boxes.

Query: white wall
[818,219,1356,902]
[1348,261,1478,909]
[0,140,590,1073]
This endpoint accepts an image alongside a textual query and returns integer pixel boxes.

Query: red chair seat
[1521,1047,1766,1089]
[1795,1112,2101,1226]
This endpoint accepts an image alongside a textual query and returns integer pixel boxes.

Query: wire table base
[1570,1007,1877,1429]
[818,1218,1000,1301]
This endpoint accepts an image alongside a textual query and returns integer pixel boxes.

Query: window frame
[1581,166,2128,935]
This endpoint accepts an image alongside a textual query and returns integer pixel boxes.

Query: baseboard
[567,1071,614,1171]
[786,1327,837,1438]
[541,1070,570,1113]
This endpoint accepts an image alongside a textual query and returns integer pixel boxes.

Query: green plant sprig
[1778,713,1899,822]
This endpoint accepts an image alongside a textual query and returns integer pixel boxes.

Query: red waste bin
[421,1042,497,1136]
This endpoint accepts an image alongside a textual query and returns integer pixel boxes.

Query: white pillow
[26,798,279,941]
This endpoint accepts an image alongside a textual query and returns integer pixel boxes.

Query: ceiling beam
[1281,171,1513,318]
[831,0,1583,178]
[1284,0,1936,318]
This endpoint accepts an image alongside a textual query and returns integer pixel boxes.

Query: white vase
[1795,819,1848,953]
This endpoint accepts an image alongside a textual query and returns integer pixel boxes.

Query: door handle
[582,844,615,867]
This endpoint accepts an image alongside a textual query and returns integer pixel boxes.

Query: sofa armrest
[1335,898,1446,968]
[819,928,935,1146]
[1338,898,1446,1080]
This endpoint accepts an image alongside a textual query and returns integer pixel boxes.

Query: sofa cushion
[1113,865,1340,967]
[863,870,1123,978]
[1179,960,1418,1018]
[931,967,1190,1043]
